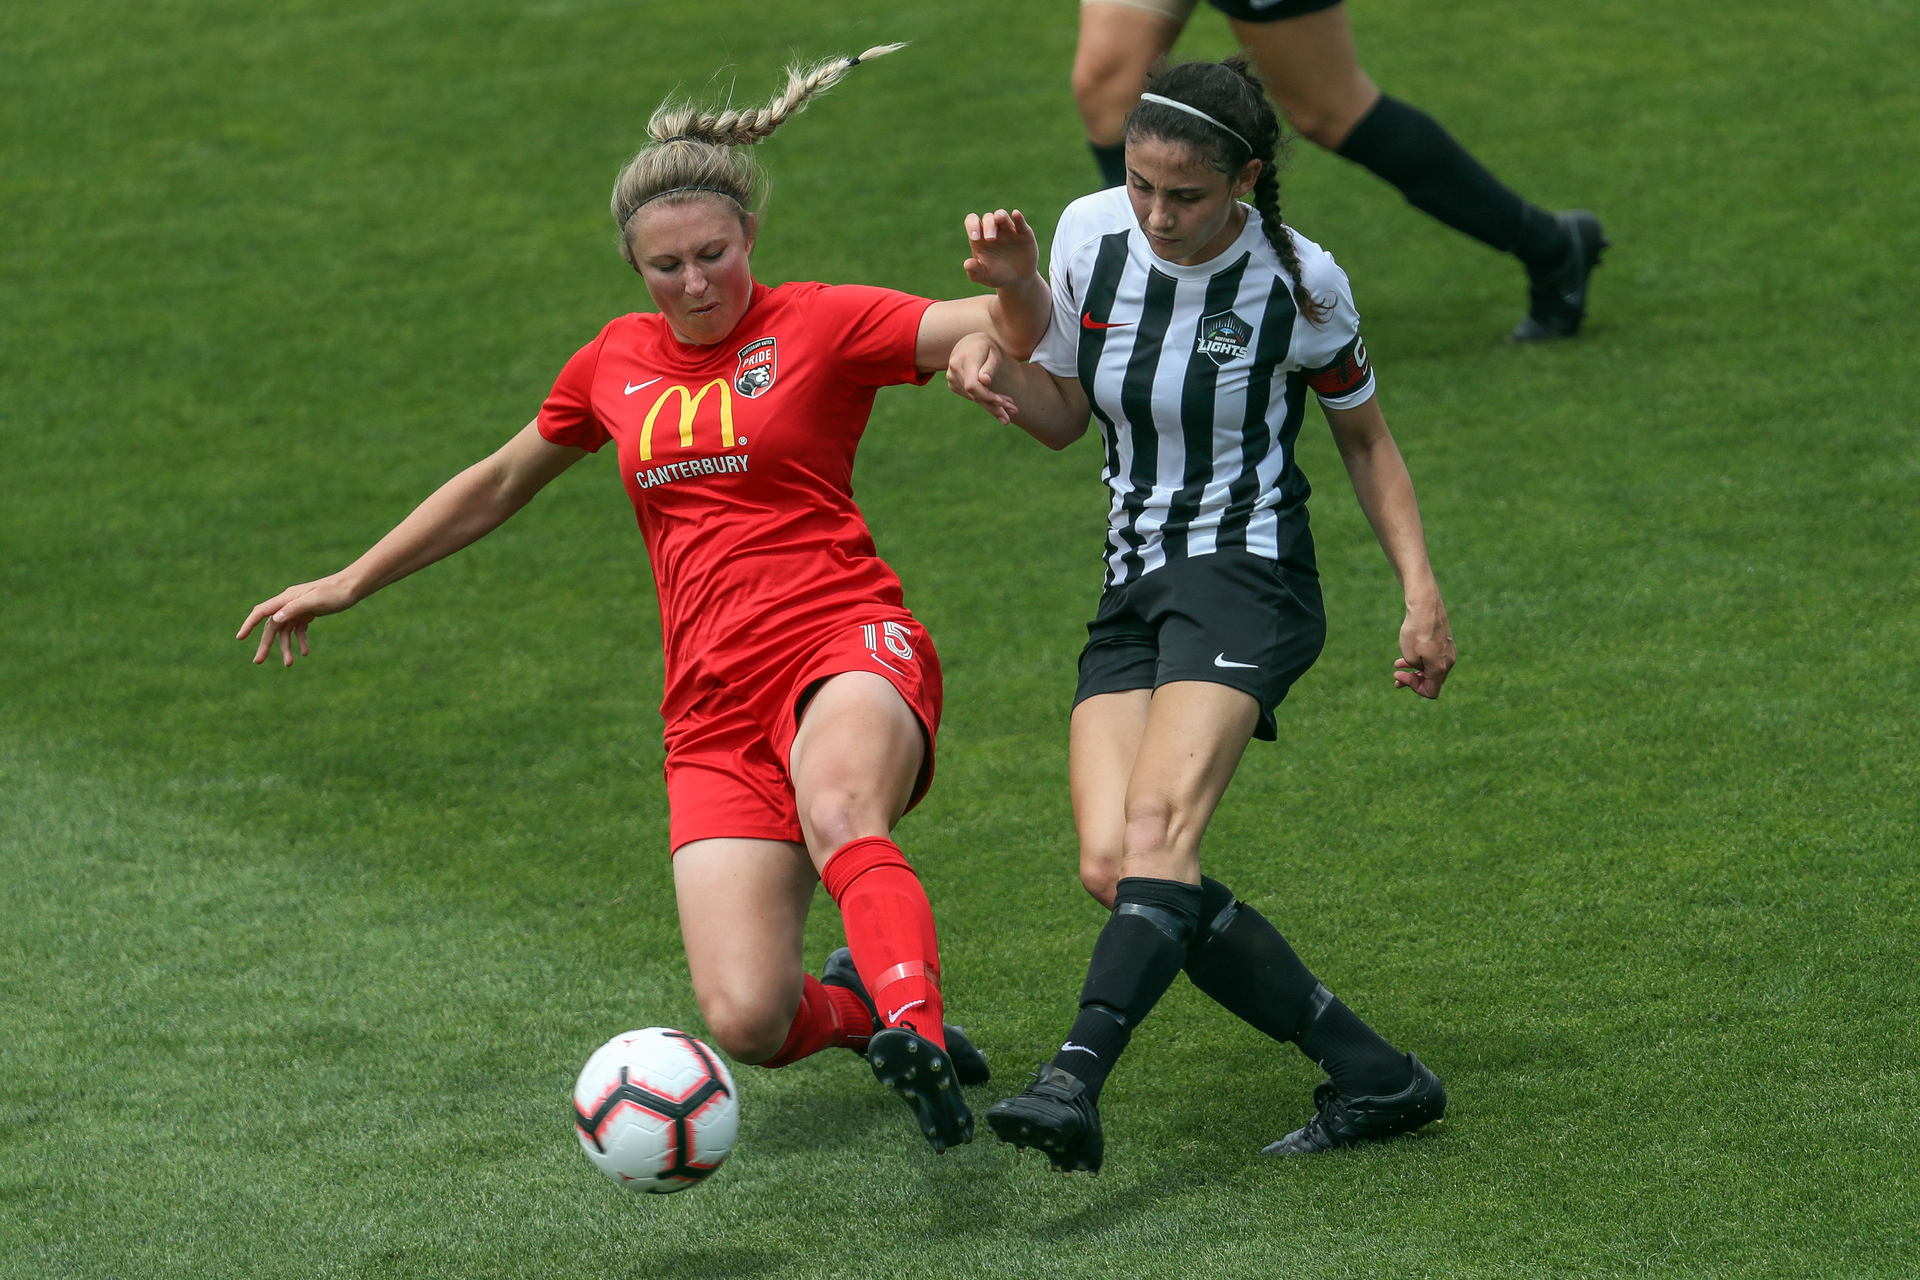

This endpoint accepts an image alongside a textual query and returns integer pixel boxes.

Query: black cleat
[821,947,990,1085]
[985,1065,1104,1174]
[1261,1053,1447,1155]
[868,1026,974,1153]
[1511,210,1608,342]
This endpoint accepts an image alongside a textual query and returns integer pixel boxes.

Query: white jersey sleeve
[1288,239,1376,411]
[1031,192,1116,379]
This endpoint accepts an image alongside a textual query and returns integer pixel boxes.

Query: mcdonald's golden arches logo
[639,379,736,461]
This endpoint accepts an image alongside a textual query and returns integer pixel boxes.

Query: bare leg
[787,670,923,871]
[1075,3,1189,146]
[1073,681,1260,889]
[672,837,817,1063]
[1069,688,1150,908]
[1227,6,1379,150]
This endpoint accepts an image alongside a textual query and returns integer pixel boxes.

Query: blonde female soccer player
[949,56,1453,1171]
[238,47,1051,1154]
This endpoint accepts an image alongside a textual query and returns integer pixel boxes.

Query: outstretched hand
[1394,598,1455,699]
[962,209,1038,290]
[236,574,359,667]
[946,332,1019,425]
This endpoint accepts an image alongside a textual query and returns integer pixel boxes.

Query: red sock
[760,974,854,1069]
[820,836,946,1050]
[824,983,874,1051]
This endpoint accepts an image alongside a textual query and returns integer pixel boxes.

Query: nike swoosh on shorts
[1214,654,1259,669]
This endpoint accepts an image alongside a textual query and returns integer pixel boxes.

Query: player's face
[627,199,758,345]
[1124,136,1262,267]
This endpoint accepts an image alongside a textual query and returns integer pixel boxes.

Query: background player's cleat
[1260,1053,1447,1155]
[985,1065,1104,1174]
[822,947,990,1085]
[1511,210,1608,342]
[867,1026,974,1153]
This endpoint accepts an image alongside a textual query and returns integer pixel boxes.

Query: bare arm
[236,421,589,666]
[915,210,1052,369]
[945,333,1091,450]
[1323,395,1455,698]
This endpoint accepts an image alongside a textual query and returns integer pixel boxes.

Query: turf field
[4,0,1917,1274]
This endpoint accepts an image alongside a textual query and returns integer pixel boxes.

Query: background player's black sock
[1335,95,1568,273]
[1089,141,1127,189]
[1049,876,1203,1103]
[1184,876,1414,1097]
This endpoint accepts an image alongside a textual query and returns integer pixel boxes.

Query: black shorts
[1074,545,1326,742]
[1205,0,1343,23]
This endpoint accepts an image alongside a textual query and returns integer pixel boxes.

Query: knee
[1122,789,1179,856]
[1276,98,1348,150]
[699,994,789,1065]
[1072,53,1140,119]
[1079,853,1122,909]
[1274,80,1377,151]
[802,787,874,853]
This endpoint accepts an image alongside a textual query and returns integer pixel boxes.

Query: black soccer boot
[821,947,990,1085]
[985,1065,1105,1174]
[1261,1053,1447,1155]
[868,1026,975,1153]
[1511,210,1609,342]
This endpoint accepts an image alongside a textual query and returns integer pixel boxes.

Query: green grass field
[4,0,1917,1274]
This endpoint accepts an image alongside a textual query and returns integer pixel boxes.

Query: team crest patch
[1195,310,1253,366]
[734,336,777,398]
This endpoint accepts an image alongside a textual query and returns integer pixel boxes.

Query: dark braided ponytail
[1126,55,1328,324]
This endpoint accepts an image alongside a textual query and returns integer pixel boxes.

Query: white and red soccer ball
[573,1028,739,1193]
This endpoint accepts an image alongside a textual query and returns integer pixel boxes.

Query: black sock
[1184,876,1414,1097]
[1049,876,1203,1102]
[1335,95,1567,273]
[1089,141,1127,189]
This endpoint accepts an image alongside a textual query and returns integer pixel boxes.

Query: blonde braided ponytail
[612,44,906,266]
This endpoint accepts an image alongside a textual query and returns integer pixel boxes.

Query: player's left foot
[1511,210,1608,342]
[1260,1053,1446,1155]
[868,1026,974,1153]
[822,947,989,1085]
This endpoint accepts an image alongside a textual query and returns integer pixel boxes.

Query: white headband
[1137,93,1252,154]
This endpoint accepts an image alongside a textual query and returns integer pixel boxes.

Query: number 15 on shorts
[863,621,914,666]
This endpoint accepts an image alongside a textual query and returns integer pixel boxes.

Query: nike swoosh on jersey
[1214,654,1259,669]
[623,377,663,395]
[1081,311,1132,330]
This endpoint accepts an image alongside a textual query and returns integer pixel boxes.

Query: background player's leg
[673,837,818,1063]
[789,671,945,1048]
[1230,7,1593,336]
[1075,2,1188,187]
[1050,682,1258,1102]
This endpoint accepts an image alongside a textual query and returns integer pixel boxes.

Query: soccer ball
[572,1028,739,1193]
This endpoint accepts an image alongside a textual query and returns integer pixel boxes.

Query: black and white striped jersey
[1033,186,1377,587]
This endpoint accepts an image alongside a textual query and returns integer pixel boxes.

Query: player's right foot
[1512,210,1608,342]
[1260,1053,1446,1155]
[985,1065,1104,1174]
[868,1026,974,1153]
[822,947,990,1085]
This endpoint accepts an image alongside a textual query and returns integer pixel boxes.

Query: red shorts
[661,611,943,852]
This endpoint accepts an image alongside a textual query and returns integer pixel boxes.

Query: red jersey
[536,280,936,725]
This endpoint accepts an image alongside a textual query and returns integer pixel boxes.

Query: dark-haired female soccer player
[237,47,1053,1154]
[949,56,1453,1171]
[1072,0,1605,341]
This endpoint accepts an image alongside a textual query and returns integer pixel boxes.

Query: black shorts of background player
[950,57,1457,1171]
[1072,0,1606,340]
